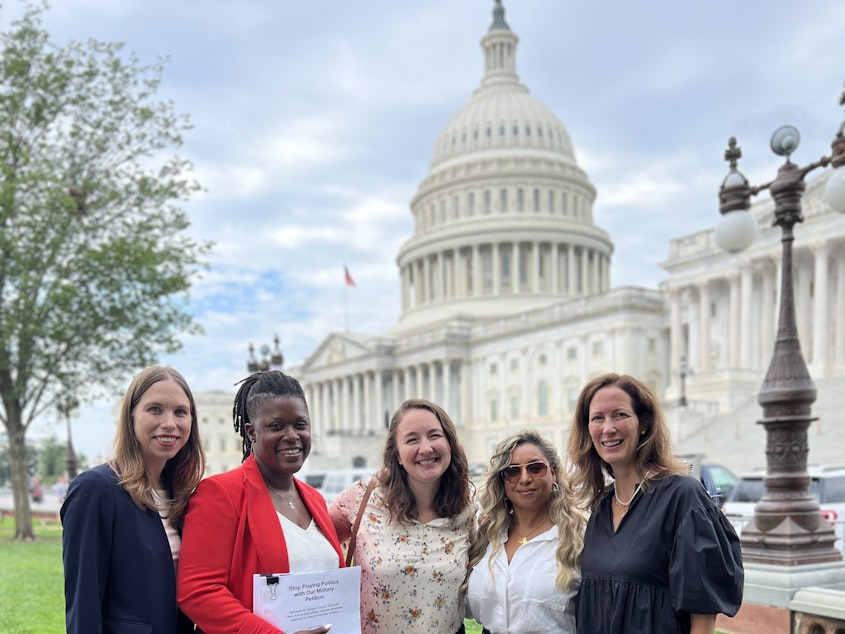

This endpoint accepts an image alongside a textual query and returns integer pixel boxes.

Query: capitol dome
[394,1,614,333]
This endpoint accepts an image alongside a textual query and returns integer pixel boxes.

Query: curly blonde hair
[465,430,585,594]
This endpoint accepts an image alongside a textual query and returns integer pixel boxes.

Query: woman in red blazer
[178,371,343,634]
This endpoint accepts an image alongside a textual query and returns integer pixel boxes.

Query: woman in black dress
[568,373,743,634]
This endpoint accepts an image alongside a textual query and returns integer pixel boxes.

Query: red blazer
[177,455,344,634]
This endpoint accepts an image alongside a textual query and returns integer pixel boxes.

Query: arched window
[538,382,549,416]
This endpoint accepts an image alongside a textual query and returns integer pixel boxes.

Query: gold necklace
[268,485,297,510]
[515,516,549,545]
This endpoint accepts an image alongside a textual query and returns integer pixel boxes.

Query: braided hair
[232,370,308,462]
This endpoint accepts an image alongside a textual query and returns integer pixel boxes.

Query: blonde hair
[465,430,585,594]
[568,373,685,511]
[109,365,205,529]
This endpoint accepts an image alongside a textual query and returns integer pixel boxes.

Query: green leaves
[0,2,209,426]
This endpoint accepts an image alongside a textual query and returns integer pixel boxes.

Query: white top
[276,512,341,574]
[330,479,475,634]
[152,489,181,569]
[466,526,579,634]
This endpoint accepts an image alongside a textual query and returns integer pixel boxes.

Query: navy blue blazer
[61,463,193,633]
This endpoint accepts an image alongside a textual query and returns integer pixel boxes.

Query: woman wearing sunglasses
[464,430,584,633]
[568,374,743,634]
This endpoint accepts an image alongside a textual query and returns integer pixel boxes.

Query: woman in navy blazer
[61,366,205,633]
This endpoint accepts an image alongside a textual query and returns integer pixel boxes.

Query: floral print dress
[330,479,475,634]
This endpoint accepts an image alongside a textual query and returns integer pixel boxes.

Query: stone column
[333,378,342,434]
[493,243,501,294]
[698,281,711,372]
[443,359,452,415]
[364,371,373,433]
[472,245,481,297]
[811,242,830,370]
[669,287,682,391]
[740,265,754,368]
[760,260,776,368]
[729,273,741,368]
[837,252,845,365]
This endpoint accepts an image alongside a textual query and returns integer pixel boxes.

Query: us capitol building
[197,2,845,477]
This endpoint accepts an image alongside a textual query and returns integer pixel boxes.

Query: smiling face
[133,379,191,476]
[246,395,311,479]
[587,385,642,473]
[395,407,452,488]
[503,442,555,512]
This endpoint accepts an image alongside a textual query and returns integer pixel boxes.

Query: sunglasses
[500,461,549,483]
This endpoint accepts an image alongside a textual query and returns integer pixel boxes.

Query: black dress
[577,474,743,633]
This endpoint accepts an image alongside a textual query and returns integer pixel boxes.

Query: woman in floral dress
[329,399,475,634]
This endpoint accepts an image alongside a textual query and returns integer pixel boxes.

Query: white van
[319,469,375,504]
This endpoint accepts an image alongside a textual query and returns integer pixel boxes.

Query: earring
[640,429,646,436]
[552,481,559,494]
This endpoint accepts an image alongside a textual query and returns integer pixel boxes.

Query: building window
[533,188,540,212]
[510,358,519,371]
[510,396,520,419]
[525,125,531,136]
[484,190,491,214]
[501,251,510,286]
[500,189,508,213]
[512,124,519,136]
[538,353,547,365]
[567,387,578,411]
[489,362,498,375]
[490,399,498,422]
[468,192,475,216]
[648,338,657,353]
[219,438,226,452]
[486,126,492,138]
[453,195,460,219]
[567,346,577,360]
[562,193,568,215]
[592,341,604,356]
[517,188,524,212]
[548,190,555,214]
[499,125,505,137]
[710,302,717,317]
[538,382,549,416]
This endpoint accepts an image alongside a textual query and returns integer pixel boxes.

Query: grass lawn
[465,618,483,633]
[0,519,65,634]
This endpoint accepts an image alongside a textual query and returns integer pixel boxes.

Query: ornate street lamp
[57,393,79,481]
[714,87,845,565]
[678,355,689,408]
[247,335,285,373]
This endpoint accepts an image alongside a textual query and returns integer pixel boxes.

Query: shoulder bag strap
[345,477,377,567]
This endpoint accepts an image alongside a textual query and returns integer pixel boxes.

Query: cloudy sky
[8,0,845,460]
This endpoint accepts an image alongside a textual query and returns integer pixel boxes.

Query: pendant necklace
[613,480,642,507]
[269,485,296,510]
[516,516,549,545]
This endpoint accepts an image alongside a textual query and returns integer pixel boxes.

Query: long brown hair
[568,373,685,511]
[109,365,205,529]
[377,399,472,523]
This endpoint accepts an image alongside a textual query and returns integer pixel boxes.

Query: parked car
[319,468,374,504]
[678,454,738,507]
[722,465,845,551]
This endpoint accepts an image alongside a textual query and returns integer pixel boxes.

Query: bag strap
[345,477,377,567]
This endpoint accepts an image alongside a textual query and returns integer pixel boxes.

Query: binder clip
[262,574,279,600]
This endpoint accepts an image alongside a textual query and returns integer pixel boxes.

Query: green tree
[0,3,209,539]
[37,433,64,482]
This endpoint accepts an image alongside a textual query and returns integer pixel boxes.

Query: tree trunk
[6,404,35,541]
